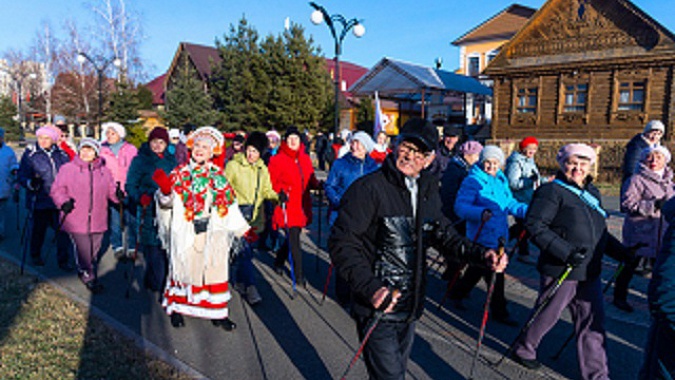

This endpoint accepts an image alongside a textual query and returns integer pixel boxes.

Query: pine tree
[136,85,154,110]
[356,96,375,126]
[107,81,140,125]
[211,17,270,131]
[162,57,218,128]
[0,96,20,141]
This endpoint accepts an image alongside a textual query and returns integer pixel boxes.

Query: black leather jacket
[329,155,486,322]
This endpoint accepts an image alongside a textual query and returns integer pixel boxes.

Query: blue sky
[1,0,674,81]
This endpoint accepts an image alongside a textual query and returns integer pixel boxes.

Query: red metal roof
[145,73,166,105]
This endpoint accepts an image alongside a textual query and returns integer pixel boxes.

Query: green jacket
[225,152,278,231]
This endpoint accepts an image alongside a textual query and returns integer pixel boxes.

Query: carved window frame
[556,72,591,124]
[511,77,539,126]
[611,69,650,124]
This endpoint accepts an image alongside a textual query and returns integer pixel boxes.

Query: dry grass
[0,258,193,380]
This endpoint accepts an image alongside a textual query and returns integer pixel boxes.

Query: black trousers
[613,256,640,301]
[356,316,416,380]
[275,227,304,281]
[31,208,72,266]
[451,267,508,316]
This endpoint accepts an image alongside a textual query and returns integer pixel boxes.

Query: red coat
[268,142,319,229]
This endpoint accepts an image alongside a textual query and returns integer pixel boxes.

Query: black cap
[182,123,196,135]
[398,118,438,153]
[233,134,246,144]
[284,126,301,139]
[443,124,462,137]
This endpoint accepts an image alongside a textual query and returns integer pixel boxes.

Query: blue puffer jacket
[648,197,675,329]
[454,165,528,249]
[18,143,70,210]
[505,151,541,204]
[125,143,177,246]
[325,152,378,226]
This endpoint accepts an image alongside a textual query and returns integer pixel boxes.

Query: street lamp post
[309,2,365,136]
[76,52,121,137]
[0,66,36,145]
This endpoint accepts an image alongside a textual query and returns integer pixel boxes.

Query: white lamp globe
[311,10,324,25]
[76,54,86,64]
[353,23,365,38]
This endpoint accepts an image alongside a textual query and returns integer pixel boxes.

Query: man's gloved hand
[61,198,75,214]
[29,177,43,191]
[529,172,539,181]
[625,242,647,263]
[152,169,172,195]
[140,194,153,208]
[654,198,666,211]
[566,247,587,267]
[278,190,289,204]
[243,228,259,244]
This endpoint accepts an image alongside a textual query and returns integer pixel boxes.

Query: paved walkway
[2,181,652,379]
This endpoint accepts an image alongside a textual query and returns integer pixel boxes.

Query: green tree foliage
[356,96,374,126]
[211,18,333,133]
[211,17,269,131]
[136,85,154,110]
[162,57,218,129]
[0,96,20,141]
[106,81,146,147]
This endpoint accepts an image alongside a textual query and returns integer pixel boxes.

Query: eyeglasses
[398,142,428,160]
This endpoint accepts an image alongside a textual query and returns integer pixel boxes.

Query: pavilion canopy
[349,57,492,97]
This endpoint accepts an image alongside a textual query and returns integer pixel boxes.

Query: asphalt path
[1,169,652,379]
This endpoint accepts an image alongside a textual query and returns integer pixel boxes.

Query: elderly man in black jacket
[329,118,506,380]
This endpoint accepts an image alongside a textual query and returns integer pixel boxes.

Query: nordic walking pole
[551,242,647,360]
[321,263,334,304]
[282,199,297,299]
[439,210,492,310]
[495,263,575,367]
[468,237,506,380]
[340,289,400,380]
[13,184,19,231]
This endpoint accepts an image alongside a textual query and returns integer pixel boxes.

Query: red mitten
[243,228,259,244]
[140,194,152,208]
[152,169,172,195]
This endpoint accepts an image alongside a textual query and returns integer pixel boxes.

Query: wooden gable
[486,0,675,74]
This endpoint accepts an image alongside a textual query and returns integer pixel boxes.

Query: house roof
[452,4,536,46]
[145,73,166,105]
[349,57,492,96]
[180,42,222,80]
[325,59,368,98]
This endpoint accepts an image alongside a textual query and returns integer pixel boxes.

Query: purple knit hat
[36,125,60,142]
[458,141,483,156]
[556,143,597,167]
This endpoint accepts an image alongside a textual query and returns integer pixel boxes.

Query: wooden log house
[484,0,675,140]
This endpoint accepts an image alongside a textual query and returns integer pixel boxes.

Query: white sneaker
[246,285,262,305]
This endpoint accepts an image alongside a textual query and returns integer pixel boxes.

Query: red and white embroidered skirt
[163,280,231,319]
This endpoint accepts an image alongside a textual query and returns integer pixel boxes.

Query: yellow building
[452,4,535,127]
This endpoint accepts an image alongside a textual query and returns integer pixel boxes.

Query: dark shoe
[85,281,104,294]
[613,299,634,313]
[170,313,185,328]
[58,262,75,272]
[511,352,541,370]
[492,313,519,327]
[212,318,236,331]
[31,256,45,266]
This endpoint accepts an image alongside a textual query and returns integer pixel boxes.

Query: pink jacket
[50,156,118,234]
[99,142,138,188]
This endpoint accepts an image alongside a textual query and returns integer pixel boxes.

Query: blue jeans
[109,204,137,251]
[231,238,256,287]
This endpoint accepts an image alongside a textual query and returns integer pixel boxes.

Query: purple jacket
[621,162,675,258]
[99,141,137,189]
[50,156,118,234]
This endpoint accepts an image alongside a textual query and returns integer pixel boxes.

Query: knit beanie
[79,137,101,156]
[458,140,483,156]
[148,127,169,145]
[556,143,597,167]
[36,124,60,143]
[644,120,665,134]
[285,126,301,140]
[480,145,505,166]
[519,136,539,150]
[351,131,375,153]
[640,145,672,164]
